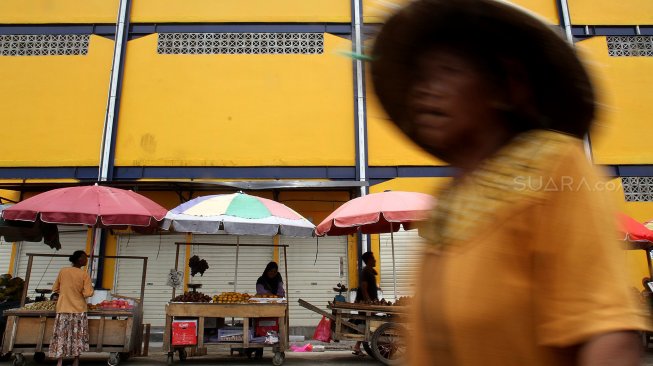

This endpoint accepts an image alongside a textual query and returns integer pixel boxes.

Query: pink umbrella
[315,191,436,299]
[2,184,168,274]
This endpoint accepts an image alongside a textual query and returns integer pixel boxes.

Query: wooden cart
[2,308,141,366]
[163,302,288,366]
[299,299,407,366]
[1,253,148,366]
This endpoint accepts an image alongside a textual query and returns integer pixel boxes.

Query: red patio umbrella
[617,212,653,248]
[1,184,167,274]
[315,191,436,299]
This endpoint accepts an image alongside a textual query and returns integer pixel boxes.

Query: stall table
[163,302,288,366]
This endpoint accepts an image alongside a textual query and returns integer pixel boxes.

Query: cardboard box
[172,320,197,346]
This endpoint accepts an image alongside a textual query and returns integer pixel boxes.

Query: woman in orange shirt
[49,250,94,366]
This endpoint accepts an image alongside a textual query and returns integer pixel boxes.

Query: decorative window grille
[607,36,653,57]
[0,34,89,56]
[157,33,324,55]
[622,177,653,202]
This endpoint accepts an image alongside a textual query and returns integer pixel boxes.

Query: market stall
[163,241,289,366]
[1,253,148,366]
[160,192,315,366]
[299,298,408,366]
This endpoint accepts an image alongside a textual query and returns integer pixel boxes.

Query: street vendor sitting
[255,262,286,297]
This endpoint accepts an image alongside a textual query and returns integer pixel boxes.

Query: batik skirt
[48,313,89,358]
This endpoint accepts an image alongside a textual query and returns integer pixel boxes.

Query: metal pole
[87,227,99,278]
[352,0,369,253]
[390,224,397,301]
[283,243,289,348]
[172,244,180,299]
[140,257,148,304]
[234,236,240,292]
[20,254,33,307]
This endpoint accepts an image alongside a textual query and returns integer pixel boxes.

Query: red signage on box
[255,318,279,337]
[172,321,197,346]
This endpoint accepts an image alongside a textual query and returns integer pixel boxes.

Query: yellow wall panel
[132,0,350,23]
[569,0,653,25]
[508,0,559,24]
[363,0,558,24]
[577,37,653,164]
[0,0,117,24]
[0,35,114,166]
[116,33,354,166]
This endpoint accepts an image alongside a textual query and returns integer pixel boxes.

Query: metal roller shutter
[0,239,13,274]
[279,236,348,327]
[189,234,274,296]
[114,233,186,327]
[15,227,88,300]
[380,229,425,301]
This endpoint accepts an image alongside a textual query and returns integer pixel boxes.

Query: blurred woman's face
[266,268,278,279]
[408,48,505,166]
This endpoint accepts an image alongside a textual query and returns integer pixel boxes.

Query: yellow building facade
[1,0,652,325]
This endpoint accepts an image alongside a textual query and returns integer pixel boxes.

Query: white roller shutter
[279,236,348,327]
[0,239,13,274]
[380,229,425,301]
[189,234,274,295]
[114,233,186,327]
[15,227,88,300]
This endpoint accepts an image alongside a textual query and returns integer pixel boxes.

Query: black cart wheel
[370,323,406,366]
[177,348,187,362]
[12,353,25,366]
[33,352,46,363]
[272,351,285,366]
[362,342,376,359]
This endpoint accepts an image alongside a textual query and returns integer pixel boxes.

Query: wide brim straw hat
[370,0,595,139]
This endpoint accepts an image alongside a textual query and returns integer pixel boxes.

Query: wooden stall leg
[35,316,47,352]
[163,314,172,353]
[97,316,106,352]
[142,323,151,356]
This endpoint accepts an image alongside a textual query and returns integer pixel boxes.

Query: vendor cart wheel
[362,342,376,359]
[12,353,25,366]
[177,348,187,362]
[370,323,406,366]
[272,351,285,366]
[108,352,120,366]
[119,352,131,362]
[166,353,174,365]
[0,352,12,362]
[33,351,46,363]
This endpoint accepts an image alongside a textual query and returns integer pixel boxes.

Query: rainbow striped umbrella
[162,192,314,237]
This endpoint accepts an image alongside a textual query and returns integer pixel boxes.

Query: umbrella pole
[390,223,397,302]
[234,236,240,292]
[88,227,100,278]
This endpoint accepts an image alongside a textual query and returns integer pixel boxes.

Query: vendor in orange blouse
[49,250,94,366]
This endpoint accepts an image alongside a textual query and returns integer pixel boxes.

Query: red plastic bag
[312,316,332,342]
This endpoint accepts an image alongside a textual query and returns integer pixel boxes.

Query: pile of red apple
[98,299,133,310]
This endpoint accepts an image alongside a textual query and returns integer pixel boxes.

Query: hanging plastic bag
[312,316,332,342]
